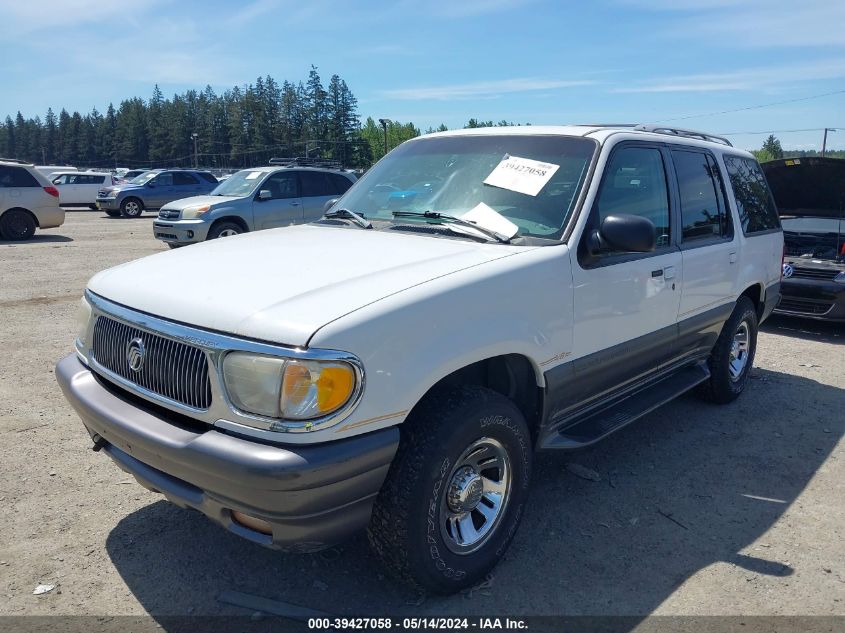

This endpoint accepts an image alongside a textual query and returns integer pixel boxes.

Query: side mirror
[324,198,339,212]
[258,189,272,201]
[589,214,656,254]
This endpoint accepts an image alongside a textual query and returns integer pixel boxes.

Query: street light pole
[378,118,389,157]
[821,128,836,158]
[191,132,199,168]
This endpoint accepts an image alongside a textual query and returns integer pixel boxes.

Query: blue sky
[1,0,843,151]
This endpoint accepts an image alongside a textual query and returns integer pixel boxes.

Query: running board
[540,362,710,450]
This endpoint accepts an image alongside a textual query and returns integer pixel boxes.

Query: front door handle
[664,266,676,280]
[729,252,738,264]
[289,201,300,206]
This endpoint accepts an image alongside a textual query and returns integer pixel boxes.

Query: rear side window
[173,172,199,185]
[594,146,671,251]
[299,171,336,197]
[672,150,730,242]
[0,166,40,187]
[723,156,780,234]
[197,172,218,184]
[155,173,174,186]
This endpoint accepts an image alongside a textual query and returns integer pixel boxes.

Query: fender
[309,244,575,440]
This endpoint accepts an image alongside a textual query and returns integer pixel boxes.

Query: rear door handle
[729,252,738,264]
[664,266,676,280]
[289,201,300,206]
[651,269,663,278]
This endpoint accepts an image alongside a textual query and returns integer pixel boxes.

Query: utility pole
[378,118,389,157]
[821,128,836,157]
[191,132,199,168]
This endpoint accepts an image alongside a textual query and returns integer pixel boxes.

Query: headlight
[835,271,845,284]
[182,204,211,218]
[76,295,92,345]
[222,352,359,423]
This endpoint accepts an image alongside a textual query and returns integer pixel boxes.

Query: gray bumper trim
[56,354,399,550]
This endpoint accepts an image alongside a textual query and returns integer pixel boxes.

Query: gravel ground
[0,211,843,622]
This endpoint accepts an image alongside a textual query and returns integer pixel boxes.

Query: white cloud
[619,0,845,48]
[383,78,595,100]
[612,59,845,93]
[0,0,162,38]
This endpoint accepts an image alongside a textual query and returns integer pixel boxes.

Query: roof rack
[268,157,343,169]
[632,124,733,147]
[0,157,32,164]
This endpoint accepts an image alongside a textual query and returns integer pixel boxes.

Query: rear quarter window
[197,172,218,184]
[0,166,40,187]
[723,155,781,234]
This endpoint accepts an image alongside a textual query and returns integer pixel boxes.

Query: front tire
[0,209,37,241]
[120,197,144,218]
[368,386,532,594]
[696,297,758,404]
[207,221,243,240]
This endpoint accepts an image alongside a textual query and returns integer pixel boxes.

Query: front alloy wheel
[441,438,511,554]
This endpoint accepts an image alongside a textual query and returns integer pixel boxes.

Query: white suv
[0,159,65,240]
[57,125,782,593]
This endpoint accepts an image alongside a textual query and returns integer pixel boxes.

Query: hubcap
[440,437,511,554]
[729,321,750,381]
[125,202,139,215]
[218,228,239,237]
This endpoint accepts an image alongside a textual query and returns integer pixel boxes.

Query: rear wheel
[0,209,37,241]
[207,221,243,240]
[120,197,144,218]
[368,386,532,594]
[696,297,758,404]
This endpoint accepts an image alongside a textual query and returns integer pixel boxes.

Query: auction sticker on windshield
[484,154,559,196]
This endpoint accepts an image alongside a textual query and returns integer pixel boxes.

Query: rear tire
[120,197,144,218]
[207,221,243,240]
[368,386,532,594]
[0,208,37,241]
[696,297,758,404]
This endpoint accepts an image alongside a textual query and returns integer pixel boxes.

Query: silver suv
[153,161,356,246]
[0,158,65,241]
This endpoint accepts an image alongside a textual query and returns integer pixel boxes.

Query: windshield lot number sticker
[484,154,559,196]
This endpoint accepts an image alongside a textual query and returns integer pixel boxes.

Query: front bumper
[775,278,845,322]
[56,354,399,551]
[96,198,120,211]
[153,218,211,244]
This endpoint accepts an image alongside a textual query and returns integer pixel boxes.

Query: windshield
[130,171,157,185]
[338,134,596,240]
[211,169,266,196]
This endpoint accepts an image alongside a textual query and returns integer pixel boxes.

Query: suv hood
[161,195,231,210]
[88,224,527,347]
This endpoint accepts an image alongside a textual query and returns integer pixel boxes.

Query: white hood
[88,224,525,346]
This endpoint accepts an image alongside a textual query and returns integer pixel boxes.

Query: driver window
[262,172,297,199]
[595,146,670,250]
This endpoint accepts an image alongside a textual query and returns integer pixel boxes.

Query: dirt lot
[0,212,843,623]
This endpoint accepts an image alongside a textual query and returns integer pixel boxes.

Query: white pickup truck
[57,125,783,593]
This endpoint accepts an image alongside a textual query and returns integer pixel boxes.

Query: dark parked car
[762,157,845,321]
[96,169,218,217]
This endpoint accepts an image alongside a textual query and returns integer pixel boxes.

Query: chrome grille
[158,209,180,219]
[789,266,840,281]
[92,315,212,410]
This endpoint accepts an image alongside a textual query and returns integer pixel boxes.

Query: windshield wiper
[323,208,372,229]
[391,210,510,244]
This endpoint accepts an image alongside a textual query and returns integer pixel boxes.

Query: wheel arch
[1,207,39,227]
[209,215,249,233]
[739,282,764,320]
[409,353,545,443]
